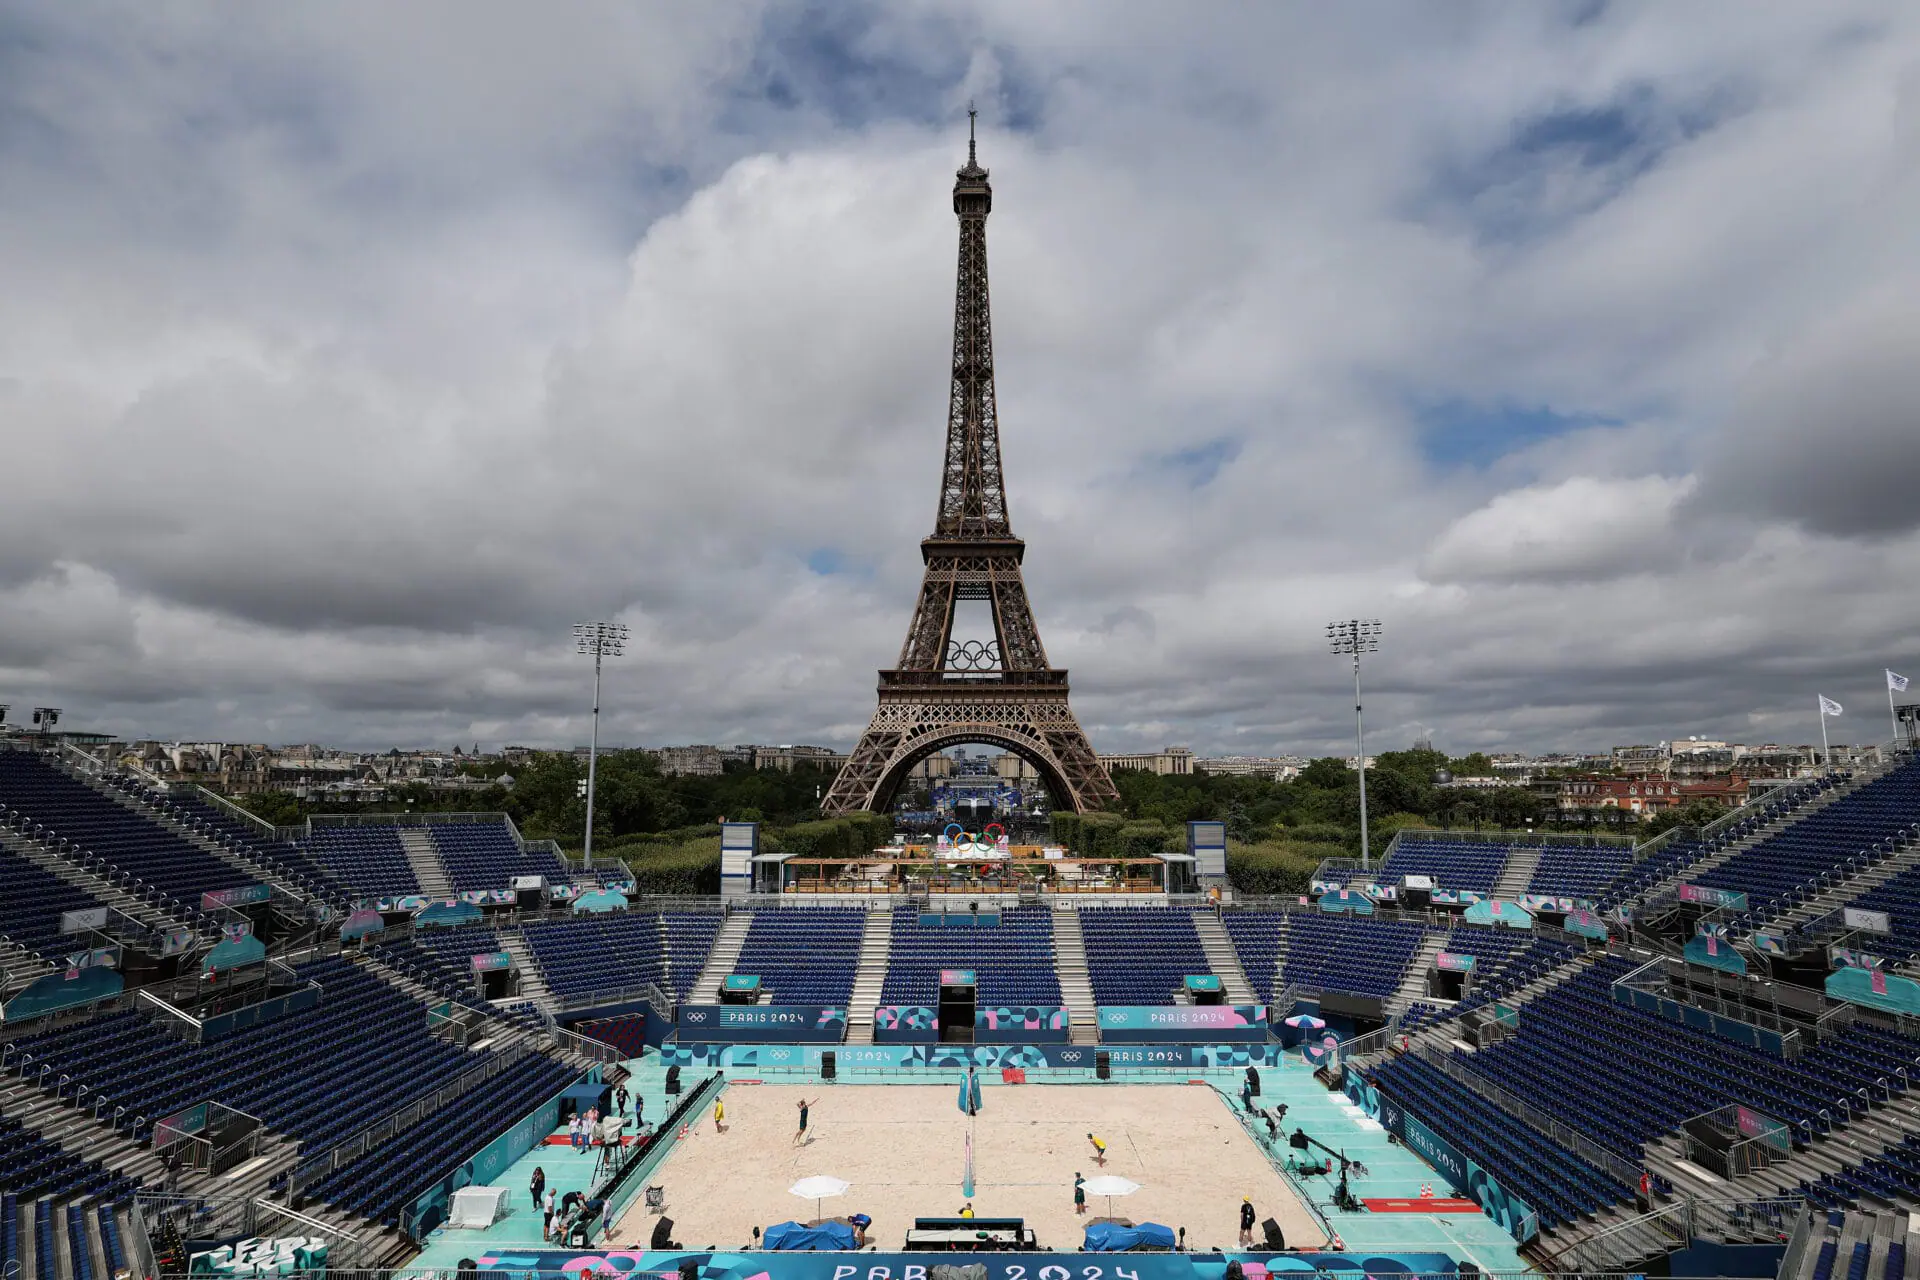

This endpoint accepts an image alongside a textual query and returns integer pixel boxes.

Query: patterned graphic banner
[1096,1005,1267,1042]
[472,1248,1461,1278]
[976,1005,1069,1043]
[872,1006,937,1043]
[677,1005,848,1043]
[1678,883,1749,910]
[656,1042,1286,1070]
[1344,1073,1539,1243]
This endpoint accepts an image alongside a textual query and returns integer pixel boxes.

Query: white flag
[1819,695,1843,717]
[1889,670,1911,693]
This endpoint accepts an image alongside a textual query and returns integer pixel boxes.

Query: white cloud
[1422,475,1697,584]
[2,2,1918,758]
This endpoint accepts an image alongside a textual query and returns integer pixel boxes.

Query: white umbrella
[789,1175,850,1220]
[1081,1175,1139,1216]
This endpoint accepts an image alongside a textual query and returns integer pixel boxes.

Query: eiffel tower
[822,117,1119,816]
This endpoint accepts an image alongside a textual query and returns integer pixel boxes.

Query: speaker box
[652,1217,677,1250]
[1095,1051,1111,1080]
[1261,1219,1284,1250]
[821,1051,837,1081]
[664,1065,681,1095]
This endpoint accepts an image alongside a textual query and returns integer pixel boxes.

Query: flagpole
[1819,696,1832,775]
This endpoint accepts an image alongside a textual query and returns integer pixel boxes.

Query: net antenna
[1326,620,1382,869]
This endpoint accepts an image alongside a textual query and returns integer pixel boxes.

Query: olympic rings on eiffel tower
[944,638,1001,671]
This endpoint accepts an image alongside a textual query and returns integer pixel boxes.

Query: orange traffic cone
[1419,1182,1433,1198]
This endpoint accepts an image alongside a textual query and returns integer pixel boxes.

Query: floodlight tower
[32,707,61,738]
[572,623,627,869]
[1327,621,1382,869]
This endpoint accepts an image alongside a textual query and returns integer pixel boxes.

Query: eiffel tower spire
[822,121,1119,817]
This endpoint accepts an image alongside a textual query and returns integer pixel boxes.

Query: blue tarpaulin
[1083,1223,1177,1252]
[763,1221,859,1251]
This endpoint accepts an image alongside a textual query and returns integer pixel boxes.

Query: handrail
[1406,1040,1644,1190]
[1557,1199,1689,1273]
[188,785,281,840]
[285,1040,532,1198]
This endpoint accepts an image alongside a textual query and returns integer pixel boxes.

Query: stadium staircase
[1769,837,1920,935]
[71,769,326,918]
[686,912,753,1005]
[1789,1211,1912,1280]
[397,829,453,899]
[1385,932,1449,1016]
[495,931,558,1015]
[0,826,185,938]
[844,907,894,1045]
[1493,847,1541,898]
[1188,912,1257,1004]
[1626,760,1902,913]
[1648,1086,1920,1213]
[1048,905,1099,1044]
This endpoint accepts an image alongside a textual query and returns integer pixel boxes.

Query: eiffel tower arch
[822,118,1119,817]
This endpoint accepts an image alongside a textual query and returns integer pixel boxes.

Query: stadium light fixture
[573,623,628,869]
[1326,621,1382,869]
[31,707,61,737]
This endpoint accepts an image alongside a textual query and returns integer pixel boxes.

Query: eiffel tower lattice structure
[822,118,1120,817]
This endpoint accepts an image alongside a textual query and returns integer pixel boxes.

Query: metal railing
[285,1040,532,1199]
[1556,1199,1690,1274]
[1406,1040,1644,1190]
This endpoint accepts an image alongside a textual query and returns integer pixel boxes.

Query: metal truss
[823,129,1118,816]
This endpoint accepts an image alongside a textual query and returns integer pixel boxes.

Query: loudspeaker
[1095,1051,1111,1080]
[1261,1219,1284,1250]
[665,1065,681,1095]
[821,1051,837,1081]
[652,1217,677,1250]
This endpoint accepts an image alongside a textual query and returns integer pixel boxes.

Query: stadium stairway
[843,907,894,1045]
[1049,905,1099,1044]
[1493,847,1542,898]
[74,768,327,916]
[1628,782,1866,909]
[397,829,453,899]
[1385,931,1450,1016]
[0,825,186,938]
[1188,911,1257,1004]
[496,930,558,1015]
[1772,837,1920,935]
[1625,760,1903,913]
[1791,1211,1915,1280]
[686,912,753,1004]
[1648,1085,1920,1212]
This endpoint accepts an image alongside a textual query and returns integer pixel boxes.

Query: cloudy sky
[4,3,1918,758]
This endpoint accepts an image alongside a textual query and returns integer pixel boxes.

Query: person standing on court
[1074,1173,1086,1216]
[543,1187,557,1240]
[794,1096,816,1145]
[615,1083,630,1117]
[529,1166,545,1214]
[1087,1133,1107,1166]
[713,1096,726,1133]
[1238,1197,1256,1248]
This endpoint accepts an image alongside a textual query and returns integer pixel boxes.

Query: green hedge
[623,837,722,895]
[779,814,892,860]
[1225,839,1339,896]
[1046,812,1175,857]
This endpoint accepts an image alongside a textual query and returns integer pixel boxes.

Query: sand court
[611,1082,1326,1254]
